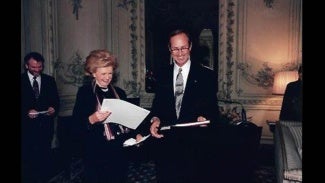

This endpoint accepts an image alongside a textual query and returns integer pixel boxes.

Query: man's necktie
[33,76,40,99]
[175,68,184,118]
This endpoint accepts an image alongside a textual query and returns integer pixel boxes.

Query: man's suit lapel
[39,74,44,98]
[167,66,176,105]
[23,73,35,98]
[164,65,179,121]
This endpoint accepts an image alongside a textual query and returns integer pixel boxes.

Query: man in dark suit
[147,29,220,183]
[279,65,302,121]
[21,52,60,183]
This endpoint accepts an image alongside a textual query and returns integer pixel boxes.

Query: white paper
[173,120,210,127]
[29,110,48,115]
[160,126,171,131]
[123,134,151,147]
[101,99,150,129]
[160,120,210,131]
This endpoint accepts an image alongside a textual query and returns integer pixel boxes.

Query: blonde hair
[84,49,117,76]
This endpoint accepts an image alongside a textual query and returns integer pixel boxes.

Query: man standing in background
[279,65,302,121]
[21,52,60,183]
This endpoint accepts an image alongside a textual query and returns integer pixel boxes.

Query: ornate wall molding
[237,61,298,92]
[117,0,144,98]
[237,98,282,107]
[235,0,300,103]
[264,0,274,8]
[288,0,302,63]
[117,0,132,10]
[71,0,83,20]
[21,0,58,76]
[217,0,301,107]
[42,0,58,77]
[237,62,275,89]
[120,0,152,107]
[217,0,226,99]
[54,51,85,87]
[225,0,235,100]
[218,0,236,100]
[138,0,154,108]
[138,0,147,98]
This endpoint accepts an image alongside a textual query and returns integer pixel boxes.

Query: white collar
[173,60,191,74]
[27,72,40,82]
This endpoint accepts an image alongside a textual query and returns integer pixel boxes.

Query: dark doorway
[145,0,219,93]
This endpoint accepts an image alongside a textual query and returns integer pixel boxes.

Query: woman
[72,49,134,183]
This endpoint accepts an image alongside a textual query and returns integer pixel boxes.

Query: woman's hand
[28,109,38,119]
[89,110,111,124]
[150,117,164,138]
[136,134,143,142]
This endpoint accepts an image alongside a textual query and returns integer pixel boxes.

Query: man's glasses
[170,47,190,53]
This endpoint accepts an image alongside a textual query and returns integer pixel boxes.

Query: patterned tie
[175,68,184,118]
[33,76,40,99]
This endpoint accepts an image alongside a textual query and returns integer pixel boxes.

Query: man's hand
[197,116,208,127]
[46,107,55,116]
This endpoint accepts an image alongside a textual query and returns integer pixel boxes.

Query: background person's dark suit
[279,79,302,121]
[149,62,219,183]
[21,72,60,183]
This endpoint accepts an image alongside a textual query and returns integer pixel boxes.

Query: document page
[173,120,210,127]
[160,120,210,131]
[101,99,150,129]
[123,134,151,147]
[29,110,49,115]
